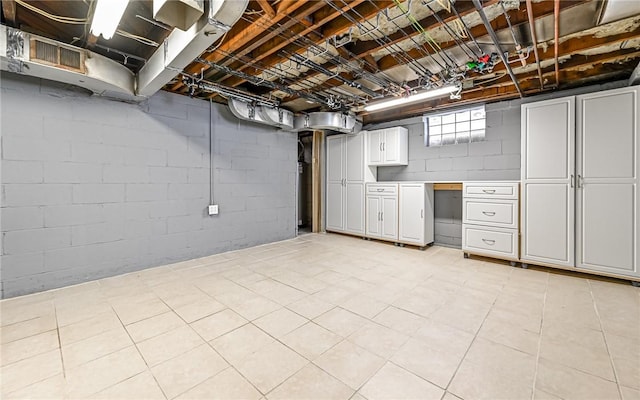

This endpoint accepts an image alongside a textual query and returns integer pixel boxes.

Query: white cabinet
[367,127,409,166]
[398,183,434,247]
[326,133,376,236]
[365,184,398,240]
[521,86,639,281]
[463,181,519,261]
[575,88,639,277]
[521,97,575,267]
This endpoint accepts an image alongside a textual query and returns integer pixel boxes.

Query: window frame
[424,105,486,147]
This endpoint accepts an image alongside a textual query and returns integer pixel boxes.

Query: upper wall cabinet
[367,127,409,166]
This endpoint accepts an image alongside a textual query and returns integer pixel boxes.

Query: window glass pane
[429,116,441,126]
[429,134,442,146]
[456,111,470,122]
[442,123,455,134]
[470,108,486,120]
[442,113,456,124]
[442,133,455,145]
[456,131,470,144]
[470,119,485,131]
[470,129,485,142]
[428,125,441,136]
[456,121,470,132]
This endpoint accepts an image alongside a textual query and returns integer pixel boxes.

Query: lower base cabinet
[365,182,434,248]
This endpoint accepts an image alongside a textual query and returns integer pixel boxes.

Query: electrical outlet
[208,205,219,215]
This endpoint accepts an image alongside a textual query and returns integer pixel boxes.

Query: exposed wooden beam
[169,0,308,91]
[256,0,276,18]
[2,0,17,25]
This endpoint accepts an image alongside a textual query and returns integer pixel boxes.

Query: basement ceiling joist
[2,0,640,123]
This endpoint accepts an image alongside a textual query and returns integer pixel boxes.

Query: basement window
[425,105,485,146]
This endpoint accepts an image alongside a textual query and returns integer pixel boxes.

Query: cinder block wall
[368,80,628,248]
[0,73,296,298]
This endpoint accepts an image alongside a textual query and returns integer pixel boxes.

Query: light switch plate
[208,205,219,215]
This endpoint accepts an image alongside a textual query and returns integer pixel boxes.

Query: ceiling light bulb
[90,0,129,40]
[364,85,460,112]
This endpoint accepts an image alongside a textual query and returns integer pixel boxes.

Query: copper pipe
[554,0,560,87]
[526,0,544,89]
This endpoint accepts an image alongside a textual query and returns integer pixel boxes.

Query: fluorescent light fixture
[90,0,129,40]
[364,85,459,112]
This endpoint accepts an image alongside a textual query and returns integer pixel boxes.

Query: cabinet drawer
[464,182,519,199]
[367,184,397,195]
[464,199,518,229]
[463,226,518,259]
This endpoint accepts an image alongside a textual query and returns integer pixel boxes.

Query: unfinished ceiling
[2,0,640,124]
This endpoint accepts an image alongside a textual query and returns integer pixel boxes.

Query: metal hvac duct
[228,98,295,130]
[0,0,248,101]
[292,112,362,134]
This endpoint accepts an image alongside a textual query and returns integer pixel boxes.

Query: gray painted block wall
[0,73,297,298]
[368,80,629,248]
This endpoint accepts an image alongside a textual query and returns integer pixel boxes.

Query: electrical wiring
[115,30,159,47]
[15,0,87,24]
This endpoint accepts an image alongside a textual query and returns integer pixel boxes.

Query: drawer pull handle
[482,239,496,245]
[482,211,496,216]
[482,189,496,194]
[377,188,384,192]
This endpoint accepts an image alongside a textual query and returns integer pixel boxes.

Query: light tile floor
[1,233,639,400]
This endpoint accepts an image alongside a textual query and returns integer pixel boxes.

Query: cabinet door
[382,129,400,164]
[399,184,424,244]
[576,87,639,276]
[326,136,345,232]
[346,133,365,182]
[521,97,575,267]
[345,182,365,234]
[381,196,398,240]
[366,195,381,237]
[367,130,383,165]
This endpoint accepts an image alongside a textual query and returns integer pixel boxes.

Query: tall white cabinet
[398,183,434,247]
[521,86,639,280]
[326,132,376,235]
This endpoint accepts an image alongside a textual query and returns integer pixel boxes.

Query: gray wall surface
[367,80,629,247]
[0,73,297,298]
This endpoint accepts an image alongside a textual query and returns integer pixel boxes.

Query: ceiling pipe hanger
[471,0,523,97]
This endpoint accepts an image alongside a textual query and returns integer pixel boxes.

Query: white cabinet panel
[326,182,344,232]
[523,99,574,180]
[346,134,365,182]
[366,195,381,237]
[399,184,424,243]
[579,91,636,179]
[464,199,517,229]
[464,226,518,259]
[367,127,408,166]
[381,197,398,240]
[327,137,344,182]
[367,130,383,165]
[578,184,635,272]
[383,129,400,164]
[345,183,365,234]
[464,183,518,199]
[522,183,573,266]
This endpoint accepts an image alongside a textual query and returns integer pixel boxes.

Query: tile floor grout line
[52,302,67,380]
[587,279,625,400]
[108,302,170,400]
[530,271,549,400]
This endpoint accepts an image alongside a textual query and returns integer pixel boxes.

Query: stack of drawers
[462,182,519,263]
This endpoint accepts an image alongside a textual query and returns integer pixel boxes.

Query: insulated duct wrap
[292,112,362,134]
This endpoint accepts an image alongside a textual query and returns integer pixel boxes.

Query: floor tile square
[190,309,248,341]
[282,322,342,360]
[313,340,385,390]
[359,362,444,400]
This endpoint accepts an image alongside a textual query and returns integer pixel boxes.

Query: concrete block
[168,215,203,234]
[218,169,246,184]
[467,169,520,180]
[147,94,188,120]
[434,221,462,238]
[2,161,43,183]
[4,184,72,207]
[0,252,44,280]
[423,170,469,181]
[123,148,168,167]
[168,151,205,168]
[3,136,71,161]
[501,138,521,155]
[147,200,189,218]
[73,184,125,204]
[3,227,71,254]
[44,204,105,227]
[453,156,483,171]
[43,117,73,141]
[103,165,150,183]
[469,140,501,156]
[1,207,44,231]
[437,144,469,158]
[426,158,453,172]
[72,222,124,246]
[124,219,167,239]
[72,143,125,164]
[149,166,188,183]
[1,112,44,138]
[44,162,102,183]
[502,107,521,126]
[125,184,168,202]
[484,154,521,170]
[188,168,209,184]
[168,183,207,200]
